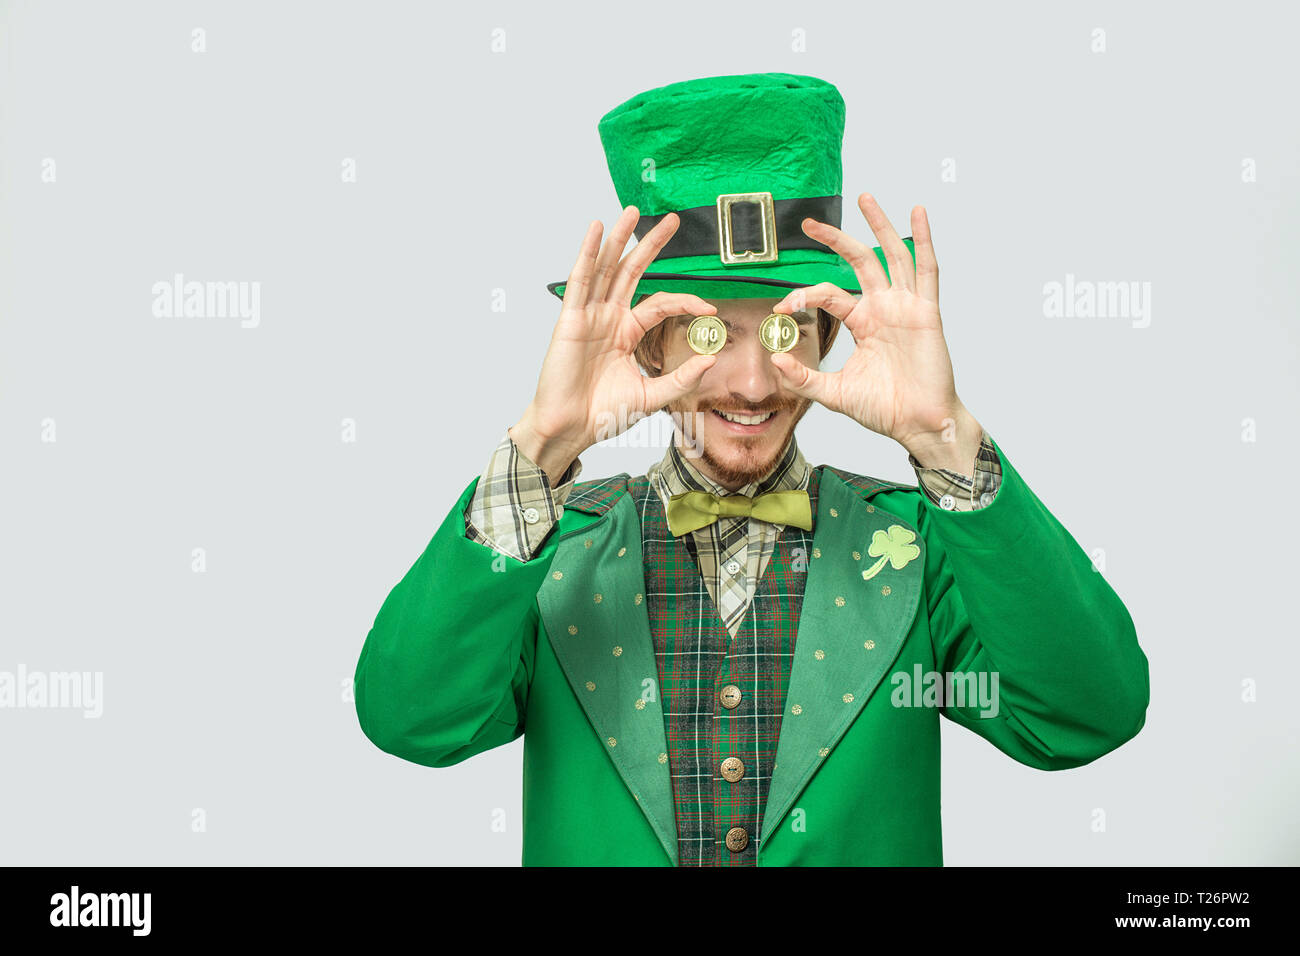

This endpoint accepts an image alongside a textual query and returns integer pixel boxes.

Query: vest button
[724,826,749,852]
[720,756,745,782]
[719,685,743,709]
[724,559,741,575]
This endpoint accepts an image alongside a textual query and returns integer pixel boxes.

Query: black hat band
[633,193,843,264]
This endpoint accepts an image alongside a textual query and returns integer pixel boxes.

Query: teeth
[717,410,775,425]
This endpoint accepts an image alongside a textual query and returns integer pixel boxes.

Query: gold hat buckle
[716,192,779,265]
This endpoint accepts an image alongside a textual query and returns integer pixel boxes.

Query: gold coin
[759,313,799,353]
[686,314,726,355]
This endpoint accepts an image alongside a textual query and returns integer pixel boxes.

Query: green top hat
[546,72,913,304]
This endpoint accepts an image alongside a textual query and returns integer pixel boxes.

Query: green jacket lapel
[535,487,679,866]
[760,468,925,848]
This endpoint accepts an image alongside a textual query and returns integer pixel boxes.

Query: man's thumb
[769,353,828,404]
[644,353,716,411]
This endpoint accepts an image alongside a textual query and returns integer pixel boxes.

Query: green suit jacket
[353,435,1149,865]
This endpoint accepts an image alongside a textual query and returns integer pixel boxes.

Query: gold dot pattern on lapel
[635,698,646,710]
[584,539,593,548]
[612,646,623,656]
[593,593,602,603]
[568,624,578,635]
[608,737,617,747]
[881,585,891,596]
[865,640,876,650]
[552,571,563,580]
[843,693,854,703]
[814,649,824,660]
[658,752,668,764]
[852,550,861,561]
[585,681,595,691]
[834,596,845,607]
[812,547,821,558]
[830,507,838,517]
[634,593,643,605]
[617,546,627,557]
[818,747,830,758]
[791,704,802,715]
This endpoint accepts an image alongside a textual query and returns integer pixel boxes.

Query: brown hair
[633,300,841,376]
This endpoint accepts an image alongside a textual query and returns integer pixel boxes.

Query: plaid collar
[647,428,811,509]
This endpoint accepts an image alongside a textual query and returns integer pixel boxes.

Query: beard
[666,393,814,489]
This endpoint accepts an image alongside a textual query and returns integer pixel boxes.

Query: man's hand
[767,193,982,473]
[510,206,719,484]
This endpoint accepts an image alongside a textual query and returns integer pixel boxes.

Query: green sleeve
[914,435,1150,770]
[353,475,562,767]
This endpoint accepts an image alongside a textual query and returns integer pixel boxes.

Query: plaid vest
[628,466,822,866]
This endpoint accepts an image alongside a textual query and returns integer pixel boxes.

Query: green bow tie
[665,488,814,537]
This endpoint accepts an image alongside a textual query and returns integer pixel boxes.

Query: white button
[522,507,541,524]
[939,494,956,510]
[979,492,994,507]
[724,559,741,575]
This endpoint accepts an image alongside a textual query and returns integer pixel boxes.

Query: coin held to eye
[687,314,727,355]
[759,313,799,352]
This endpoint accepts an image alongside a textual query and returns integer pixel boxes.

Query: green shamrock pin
[861,525,920,581]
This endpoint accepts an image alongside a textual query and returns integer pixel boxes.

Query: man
[352,73,1149,866]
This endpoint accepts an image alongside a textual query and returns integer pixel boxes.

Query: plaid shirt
[462,424,1003,864]
[646,434,810,636]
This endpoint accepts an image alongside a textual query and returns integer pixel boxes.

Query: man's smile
[710,407,780,435]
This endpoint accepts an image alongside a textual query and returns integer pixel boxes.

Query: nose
[717,331,784,405]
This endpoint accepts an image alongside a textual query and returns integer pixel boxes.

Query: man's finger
[643,352,717,412]
[796,217,890,296]
[769,353,839,410]
[911,205,939,305]
[607,212,682,306]
[621,291,717,350]
[770,282,866,345]
[858,193,915,294]
[561,220,604,312]
[591,206,640,303]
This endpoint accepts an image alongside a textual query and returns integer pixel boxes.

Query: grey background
[1,0,1296,865]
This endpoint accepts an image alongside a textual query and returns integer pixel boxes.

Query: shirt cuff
[907,428,1003,512]
[463,429,583,561]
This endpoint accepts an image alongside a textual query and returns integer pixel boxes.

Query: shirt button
[521,507,540,524]
[719,685,743,709]
[724,826,749,853]
[724,559,741,575]
[939,494,956,510]
[720,757,745,783]
[980,491,995,507]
